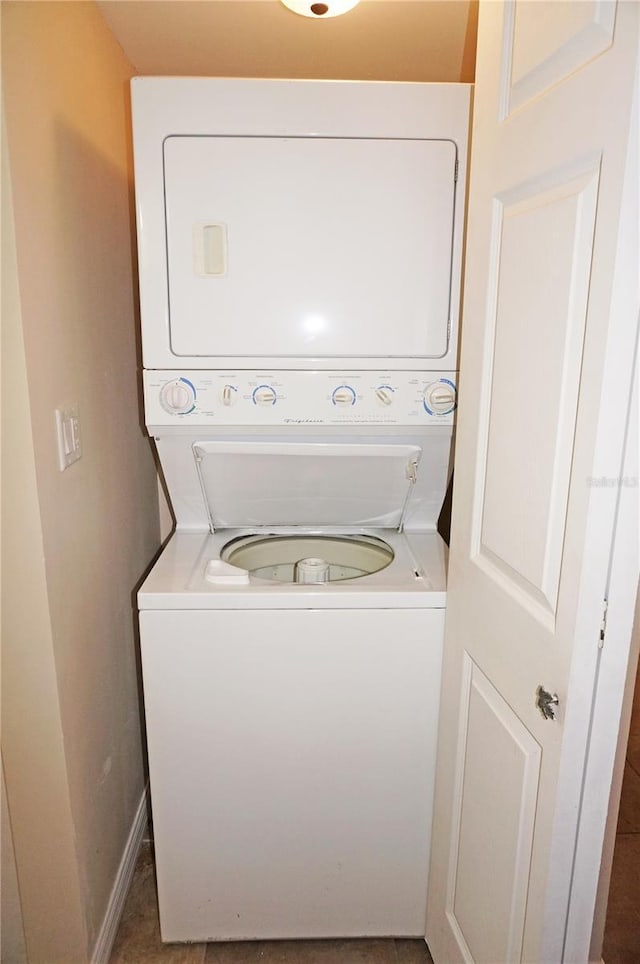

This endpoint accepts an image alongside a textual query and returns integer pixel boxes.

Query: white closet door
[427,2,638,961]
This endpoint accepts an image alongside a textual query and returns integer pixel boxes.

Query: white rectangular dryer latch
[193,223,227,276]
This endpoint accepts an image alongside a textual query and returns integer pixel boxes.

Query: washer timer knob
[159,378,196,414]
[423,379,457,416]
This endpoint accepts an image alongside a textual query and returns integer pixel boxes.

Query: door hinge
[599,598,609,649]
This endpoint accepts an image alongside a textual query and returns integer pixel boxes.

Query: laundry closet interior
[3,3,638,964]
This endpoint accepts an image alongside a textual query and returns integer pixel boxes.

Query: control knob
[221,384,238,407]
[252,385,277,407]
[159,378,196,414]
[331,385,356,407]
[423,379,456,416]
[375,386,394,406]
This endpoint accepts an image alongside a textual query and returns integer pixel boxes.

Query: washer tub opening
[221,534,394,584]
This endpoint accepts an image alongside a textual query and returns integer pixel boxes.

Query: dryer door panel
[163,136,457,359]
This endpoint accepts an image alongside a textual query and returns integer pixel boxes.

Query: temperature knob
[331,386,356,407]
[252,385,277,407]
[423,379,456,416]
[159,378,196,414]
[221,385,238,407]
[375,386,395,407]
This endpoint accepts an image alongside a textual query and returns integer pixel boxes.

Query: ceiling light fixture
[280,0,360,18]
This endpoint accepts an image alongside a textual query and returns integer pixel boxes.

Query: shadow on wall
[437,474,453,547]
[18,117,162,950]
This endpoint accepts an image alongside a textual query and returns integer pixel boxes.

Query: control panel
[144,371,457,426]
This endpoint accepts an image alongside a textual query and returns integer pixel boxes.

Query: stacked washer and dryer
[132,78,470,944]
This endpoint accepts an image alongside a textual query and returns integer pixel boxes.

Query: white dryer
[131,77,469,372]
[132,79,470,944]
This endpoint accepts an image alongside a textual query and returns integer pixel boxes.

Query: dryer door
[163,136,457,361]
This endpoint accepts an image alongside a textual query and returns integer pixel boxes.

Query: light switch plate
[55,404,82,471]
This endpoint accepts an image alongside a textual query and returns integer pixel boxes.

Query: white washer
[139,371,452,942]
[132,79,469,944]
[140,525,446,944]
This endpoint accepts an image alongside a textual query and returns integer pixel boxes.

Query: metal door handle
[536,686,559,721]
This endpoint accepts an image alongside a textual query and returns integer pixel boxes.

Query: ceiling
[96,0,478,82]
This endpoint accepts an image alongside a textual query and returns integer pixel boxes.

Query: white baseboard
[91,786,148,964]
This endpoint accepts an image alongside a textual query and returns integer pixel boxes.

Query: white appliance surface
[132,78,470,370]
[139,507,447,940]
[143,368,458,427]
[144,368,456,531]
[138,528,448,610]
[193,441,422,530]
[164,135,455,359]
[140,603,444,942]
[133,78,468,945]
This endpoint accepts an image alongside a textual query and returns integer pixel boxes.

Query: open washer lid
[193,441,422,531]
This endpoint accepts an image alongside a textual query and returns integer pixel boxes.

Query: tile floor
[602,660,640,964]
[109,843,433,964]
[111,664,640,964]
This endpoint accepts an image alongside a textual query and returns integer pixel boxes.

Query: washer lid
[193,441,422,531]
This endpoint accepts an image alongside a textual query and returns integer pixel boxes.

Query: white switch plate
[55,404,82,471]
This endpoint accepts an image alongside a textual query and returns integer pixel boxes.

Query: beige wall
[2,1,161,958]
[97,0,478,82]
[2,103,89,963]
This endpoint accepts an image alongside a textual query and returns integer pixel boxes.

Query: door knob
[536,686,559,721]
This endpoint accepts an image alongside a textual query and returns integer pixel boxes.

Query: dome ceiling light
[280,0,361,18]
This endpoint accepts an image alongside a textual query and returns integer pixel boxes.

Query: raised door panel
[445,657,541,963]
[505,0,616,116]
[473,164,599,624]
